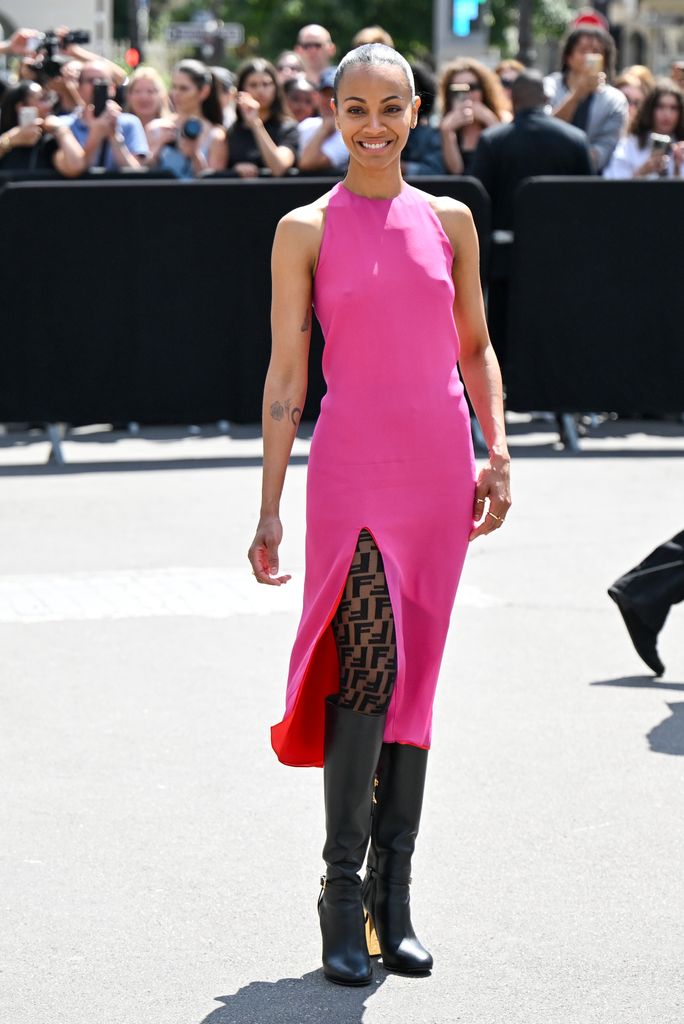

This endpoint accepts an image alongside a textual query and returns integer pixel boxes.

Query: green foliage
[489,0,574,57]
[164,0,433,64]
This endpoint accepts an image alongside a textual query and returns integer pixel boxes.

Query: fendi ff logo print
[332,530,397,715]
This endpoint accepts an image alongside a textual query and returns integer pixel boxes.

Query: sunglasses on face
[500,78,516,89]
[299,41,324,49]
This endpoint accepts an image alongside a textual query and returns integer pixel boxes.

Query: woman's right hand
[440,102,474,134]
[6,121,44,147]
[156,120,178,148]
[248,514,292,586]
[234,161,259,178]
[636,150,669,177]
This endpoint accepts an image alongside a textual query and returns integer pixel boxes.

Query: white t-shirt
[297,117,349,167]
[603,133,683,179]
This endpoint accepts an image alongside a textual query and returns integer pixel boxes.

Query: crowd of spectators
[0,20,683,185]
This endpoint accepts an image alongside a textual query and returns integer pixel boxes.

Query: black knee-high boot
[362,742,433,974]
[318,696,387,986]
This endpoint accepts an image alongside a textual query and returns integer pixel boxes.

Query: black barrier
[0,176,490,425]
[505,178,684,414]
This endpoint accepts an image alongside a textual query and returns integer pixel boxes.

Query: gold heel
[365,912,381,957]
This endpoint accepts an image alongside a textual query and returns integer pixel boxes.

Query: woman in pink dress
[248,44,511,986]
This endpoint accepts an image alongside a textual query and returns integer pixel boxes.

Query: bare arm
[439,200,511,538]
[249,119,295,176]
[299,120,335,172]
[247,208,322,583]
[48,119,87,177]
[207,126,228,171]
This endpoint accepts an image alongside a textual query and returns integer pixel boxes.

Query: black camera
[181,117,203,141]
[32,29,90,59]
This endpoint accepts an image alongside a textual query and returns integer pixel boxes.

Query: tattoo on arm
[270,398,302,427]
[284,398,302,427]
[300,309,311,332]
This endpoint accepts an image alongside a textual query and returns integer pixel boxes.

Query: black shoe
[319,698,387,986]
[363,743,433,975]
[608,586,665,677]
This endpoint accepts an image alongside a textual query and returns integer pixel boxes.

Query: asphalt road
[1,418,683,1024]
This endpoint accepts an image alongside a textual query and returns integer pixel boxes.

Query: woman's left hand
[178,134,200,159]
[469,454,511,541]
[470,100,499,127]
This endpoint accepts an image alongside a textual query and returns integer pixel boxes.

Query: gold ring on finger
[487,511,505,523]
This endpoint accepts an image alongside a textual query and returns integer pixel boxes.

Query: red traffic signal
[125,47,141,68]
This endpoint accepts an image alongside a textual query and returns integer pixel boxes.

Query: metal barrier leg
[46,423,66,466]
[558,413,580,453]
[470,415,487,454]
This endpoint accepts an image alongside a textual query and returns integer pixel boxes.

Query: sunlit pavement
[1,416,683,1024]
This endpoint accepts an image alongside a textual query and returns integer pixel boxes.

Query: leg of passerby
[608,530,684,676]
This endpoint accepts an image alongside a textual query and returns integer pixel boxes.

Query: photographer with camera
[604,79,684,179]
[0,79,86,175]
[147,60,226,178]
[60,60,148,171]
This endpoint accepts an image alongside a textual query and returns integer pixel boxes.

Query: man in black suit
[471,69,593,231]
[471,70,593,374]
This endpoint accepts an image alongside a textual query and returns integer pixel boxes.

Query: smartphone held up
[449,83,471,110]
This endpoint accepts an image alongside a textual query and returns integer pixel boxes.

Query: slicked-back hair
[333,44,415,104]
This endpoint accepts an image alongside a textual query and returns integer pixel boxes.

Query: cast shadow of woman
[199,966,387,1024]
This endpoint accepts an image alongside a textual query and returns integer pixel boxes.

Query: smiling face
[334,64,418,167]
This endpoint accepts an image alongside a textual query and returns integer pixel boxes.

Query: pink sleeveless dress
[271,181,477,767]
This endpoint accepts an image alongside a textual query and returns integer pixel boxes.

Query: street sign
[166,22,244,46]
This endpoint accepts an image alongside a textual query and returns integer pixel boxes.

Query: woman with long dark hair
[0,79,85,175]
[227,58,298,177]
[438,58,509,175]
[605,79,684,178]
[545,26,627,171]
[148,59,226,177]
[248,44,510,986]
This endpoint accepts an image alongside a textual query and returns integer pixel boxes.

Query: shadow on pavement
[591,676,684,692]
[590,677,684,756]
[201,967,387,1024]
[646,702,684,756]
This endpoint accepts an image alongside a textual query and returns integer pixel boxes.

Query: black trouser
[613,530,684,633]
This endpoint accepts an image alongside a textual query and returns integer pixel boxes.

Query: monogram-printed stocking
[332,529,397,715]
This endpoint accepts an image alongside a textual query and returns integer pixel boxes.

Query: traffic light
[125,46,142,68]
[452,0,487,37]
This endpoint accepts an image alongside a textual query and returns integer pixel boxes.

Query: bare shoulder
[277,189,335,233]
[414,189,476,251]
[275,190,336,268]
